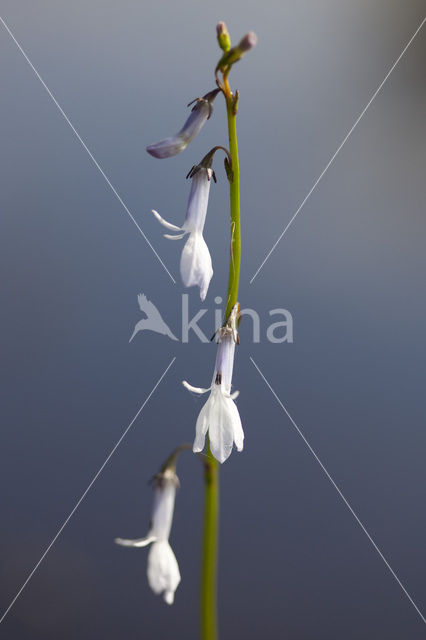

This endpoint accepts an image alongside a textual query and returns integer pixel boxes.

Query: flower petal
[146,99,211,159]
[182,380,210,394]
[151,209,183,232]
[150,479,176,541]
[199,391,244,463]
[179,100,211,143]
[180,232,213,301]
[182,168,212,233]
[193,396,210,453]
[147,541,181,605]
[164,232,186,240]
[230,400,244,452]
[114,535,156,548]
[146,135,188,159]
[207,393,236,463]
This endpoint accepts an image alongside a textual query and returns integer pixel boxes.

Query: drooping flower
[183,306,243,463]
[146,89,220,159]
[115,468,181,605]
[152,164,214,300]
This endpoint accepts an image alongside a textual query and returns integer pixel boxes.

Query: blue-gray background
[1,1,426,638]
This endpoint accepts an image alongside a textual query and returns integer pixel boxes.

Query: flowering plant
[115,22,257,640]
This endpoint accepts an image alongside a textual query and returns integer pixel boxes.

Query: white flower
[183,331,244,463]
[115,469,181,605]
[152,165,214,300]
[146,90,219,159]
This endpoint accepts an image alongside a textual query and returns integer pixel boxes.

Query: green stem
[201,442,219,640]
[200,73,241,640]
[225,85,241,317]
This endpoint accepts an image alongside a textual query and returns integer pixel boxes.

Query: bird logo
[129,294,179,343]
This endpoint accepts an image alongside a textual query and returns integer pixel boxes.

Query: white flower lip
[152,166,214,300]
[146,90,220,159]
[115,471,181,605]
[147,540,180,605]
[183,333,244,463]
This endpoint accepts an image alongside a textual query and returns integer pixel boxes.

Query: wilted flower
[183,307,243,463]
[115,468,181,605]
[152,165,214,300]
[146,89,220,159]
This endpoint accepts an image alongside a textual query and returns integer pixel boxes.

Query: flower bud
[216,30,258,71]
[238,31,258,53]
[216,21,231,52]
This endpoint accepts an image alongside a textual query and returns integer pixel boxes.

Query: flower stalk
[201,448,219,640]
[223,74,241,318]
[201,23,255,639]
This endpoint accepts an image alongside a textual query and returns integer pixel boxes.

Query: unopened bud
[238,31,257,53]
[216,21,231,52]
[216,30,258,72]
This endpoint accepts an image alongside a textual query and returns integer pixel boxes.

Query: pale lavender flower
[152,165,214,300]
[183,328,244,463]
[115,469,181,605]
[147,89,220,159]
